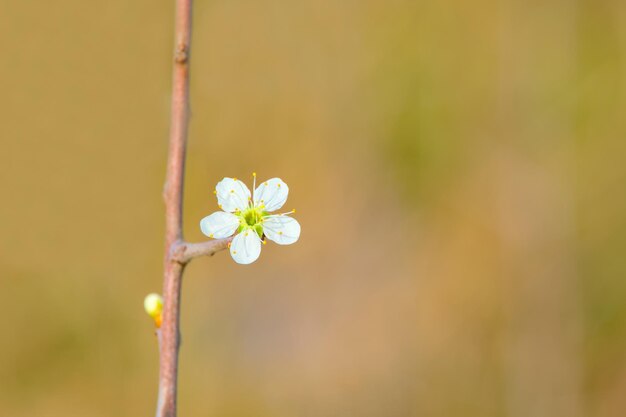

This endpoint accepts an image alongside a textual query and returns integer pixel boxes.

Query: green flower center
[241,207,259,226]
[237,206,267,238]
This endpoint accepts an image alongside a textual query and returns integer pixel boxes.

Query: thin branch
[156,0,193,416]
[171,237,233,265]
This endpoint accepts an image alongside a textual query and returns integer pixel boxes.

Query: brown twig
[155,1,228,416]
[171,237,234,265]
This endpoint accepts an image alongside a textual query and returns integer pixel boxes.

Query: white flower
[200,173,301,264]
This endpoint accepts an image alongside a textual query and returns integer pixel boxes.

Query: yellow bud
[144,293,163,327]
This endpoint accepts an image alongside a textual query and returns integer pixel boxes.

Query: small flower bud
[144,293,163,327]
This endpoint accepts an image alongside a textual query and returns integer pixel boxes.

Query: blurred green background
[1,0,625,416]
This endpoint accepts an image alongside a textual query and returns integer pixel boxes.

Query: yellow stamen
[252,172,257,203]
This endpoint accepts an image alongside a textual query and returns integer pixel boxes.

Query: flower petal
[229,230,262,264]
[200,211,240,239]
[254,178,289,212]
[216,177,251,212]
[262,215,301,245]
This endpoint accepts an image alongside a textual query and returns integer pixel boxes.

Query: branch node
[174,44,189,64]
[169,240,188,265]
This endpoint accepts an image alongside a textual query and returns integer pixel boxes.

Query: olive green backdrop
[1,1,625,416]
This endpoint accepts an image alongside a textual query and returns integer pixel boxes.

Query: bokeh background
[1,0,625,416]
